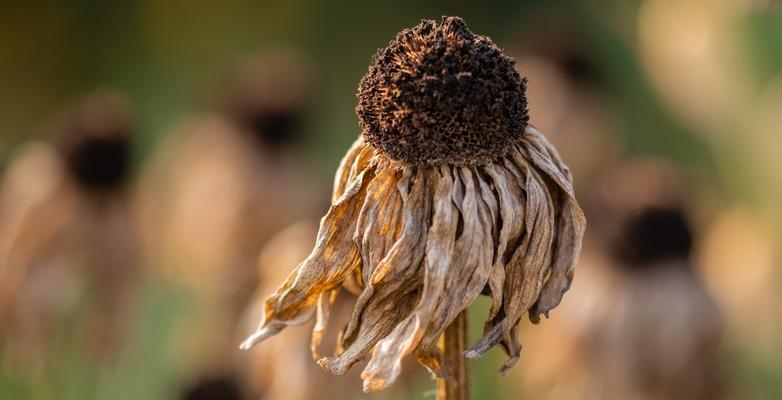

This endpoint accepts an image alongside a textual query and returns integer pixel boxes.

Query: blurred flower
[572,159,726,400]
[0,89,140,369]
[217,49,312,150]
[241,17,586,392]
[137,49,319,378]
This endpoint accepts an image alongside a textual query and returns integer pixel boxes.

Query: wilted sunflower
[241,16,586,392]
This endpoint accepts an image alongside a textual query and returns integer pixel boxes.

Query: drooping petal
[482,163,526,323]
[311,289,337,359]
[368,168,426,286]
[355,161,404,287]
[318,167,431,376]
[466,150,555,371]
[333,137,367,201]
[240,160,375,350]
[341,168,427,344]
[529,194,585,322]
[360,165,457,392]
[242,125,585,389]
[499,159,556,371]
[415,167,494,376]
[520,127,574,195]
[519,129,587,321]
[319,287,417,377]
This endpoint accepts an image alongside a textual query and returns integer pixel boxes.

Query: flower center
[356,16,529,166]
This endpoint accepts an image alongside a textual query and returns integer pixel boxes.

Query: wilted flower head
[241,16,586,392]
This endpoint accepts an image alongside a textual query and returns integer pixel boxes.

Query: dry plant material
[580,161,725,400]
[240,222,368,400]
[241,16,586,392]
[0,90,140,366]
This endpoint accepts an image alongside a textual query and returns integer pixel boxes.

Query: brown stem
[437,310,469,400]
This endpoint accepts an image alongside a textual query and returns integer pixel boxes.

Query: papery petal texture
[242,126,586,392]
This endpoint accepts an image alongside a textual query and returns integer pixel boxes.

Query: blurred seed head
[519,18,601,87]
[180,375,244,400]
[57,90,133,192]
[589,158,695,269]
[614,206,693,267]
[220,50,312,149]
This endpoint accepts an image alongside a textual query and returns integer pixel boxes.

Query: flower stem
[438,310,469,400]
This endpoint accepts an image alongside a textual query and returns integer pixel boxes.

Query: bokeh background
[1,0,781,399]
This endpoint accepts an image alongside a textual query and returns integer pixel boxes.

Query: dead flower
[241,16,586,392]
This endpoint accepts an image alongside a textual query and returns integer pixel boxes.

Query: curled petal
[360,166,457,391]
[241,160,375,349]
[242,125,585,390]
[333,137,366,200]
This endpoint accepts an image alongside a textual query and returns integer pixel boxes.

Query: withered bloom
[241,16,586,392]
[136,50,317,382]
[580,160,726,400]
[0,90,139,367]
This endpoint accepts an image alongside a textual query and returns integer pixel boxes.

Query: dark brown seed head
[613,206,693,268]
[58,90,132,191]
[222,52,311,149]
[357,16,528,166]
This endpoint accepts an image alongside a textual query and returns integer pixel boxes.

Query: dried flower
[577,160,725,400]
[241,16,586,392]
[0,89,140,367]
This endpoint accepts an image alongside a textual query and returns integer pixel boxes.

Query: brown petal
[343,168,428,343]
[360,165,457,392]
[311,289,337,359]
[320,167,431,377]
[319,289,417,377]
[518,129,587,321]
[482,163,526,322]
[416,167,494,369]
[240,160,375,350]
[355,163,404,287]
[529,195,585,321]
[332,137,366,201]
[466,155,555,368]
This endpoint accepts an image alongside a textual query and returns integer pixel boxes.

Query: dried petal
[242,125,586,391]
[240,162,374,349]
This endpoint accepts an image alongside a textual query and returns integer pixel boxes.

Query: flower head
[357,16,528,166]
[241,16,586,392]
[58,90,132,191]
